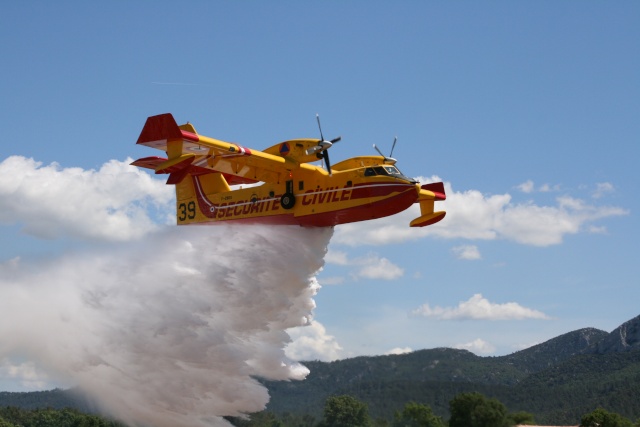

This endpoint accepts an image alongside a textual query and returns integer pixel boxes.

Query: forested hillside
[262,316,640,425]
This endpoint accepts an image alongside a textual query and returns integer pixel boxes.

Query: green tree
[448,392,509,427]
[0,407,28,427]
[580,408,633,427]
[0,407,123,427]
[372,418,390,427]
[320,395,371,427]
[507,411,535,426]
[230,411,283,427]
[392,402,444,427]
[0,415,16,427]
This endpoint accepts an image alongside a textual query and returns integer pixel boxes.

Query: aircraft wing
[136,113,311,184]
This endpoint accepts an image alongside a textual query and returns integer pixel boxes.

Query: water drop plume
[0,224,333,426]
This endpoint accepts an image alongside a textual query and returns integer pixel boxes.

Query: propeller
[306,114,341,175]
[373,136,398,163]
[390,136,397,158]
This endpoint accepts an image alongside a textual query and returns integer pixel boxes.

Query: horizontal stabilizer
[131,156,206,175]
[130,156,259,186]
[154,154,195,174]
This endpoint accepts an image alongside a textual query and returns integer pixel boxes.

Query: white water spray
[0,224,332,426]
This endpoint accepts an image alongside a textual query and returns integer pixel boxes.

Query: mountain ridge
[261,314,640,423]
[587,314,640,354]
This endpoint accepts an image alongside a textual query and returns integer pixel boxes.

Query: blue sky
[1,2,639,392]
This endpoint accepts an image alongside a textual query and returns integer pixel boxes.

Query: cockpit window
[384,166,400,176]
[363,165,416,183]
[373,166,386,175]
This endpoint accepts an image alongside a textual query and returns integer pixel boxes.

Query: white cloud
[355,254,404,280]
[0,156,173,242]
[286,321,343,362]
[319,276,345,286]
[517,180,534,193]
[452,245,481,260]
[454,339,496,355]
[539,183,560,192]
[385,347,413,355]
[517,180,560,193]
[0,359,56,391]
[324,250,404,281]
[588,225,608,234]
[593,182,614,199]
[412,293,550,321]
[333,179,628,247]
[325,249,350,265]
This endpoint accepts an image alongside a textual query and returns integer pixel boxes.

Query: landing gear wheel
[281,192,296,210]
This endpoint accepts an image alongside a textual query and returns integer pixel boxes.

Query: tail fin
[134,113,203,184]
[132,113,259,225]
[136,113,200,148]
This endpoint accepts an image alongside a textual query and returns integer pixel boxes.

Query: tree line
[1,393,638,427]
[0,407,125,427]
[230,392,640,427]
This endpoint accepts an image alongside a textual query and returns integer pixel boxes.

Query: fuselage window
[364,168,376,176]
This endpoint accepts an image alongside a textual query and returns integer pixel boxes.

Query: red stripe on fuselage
[189,177,417,227]
[350,182,414,200]
[297,186,417,227]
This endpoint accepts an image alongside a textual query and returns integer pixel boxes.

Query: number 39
[178,201,196,221]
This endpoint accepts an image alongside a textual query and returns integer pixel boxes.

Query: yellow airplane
[132,113,445,228]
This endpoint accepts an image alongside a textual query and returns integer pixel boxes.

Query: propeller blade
[323,151,332,175]
[316,114,325,142]
[373,144,385,157]
[390,136,397,158]
[314,115,340,170]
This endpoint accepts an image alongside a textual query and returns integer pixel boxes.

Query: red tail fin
[137,113,199,147]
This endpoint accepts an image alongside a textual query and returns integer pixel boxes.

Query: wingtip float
[132,113,446,228]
